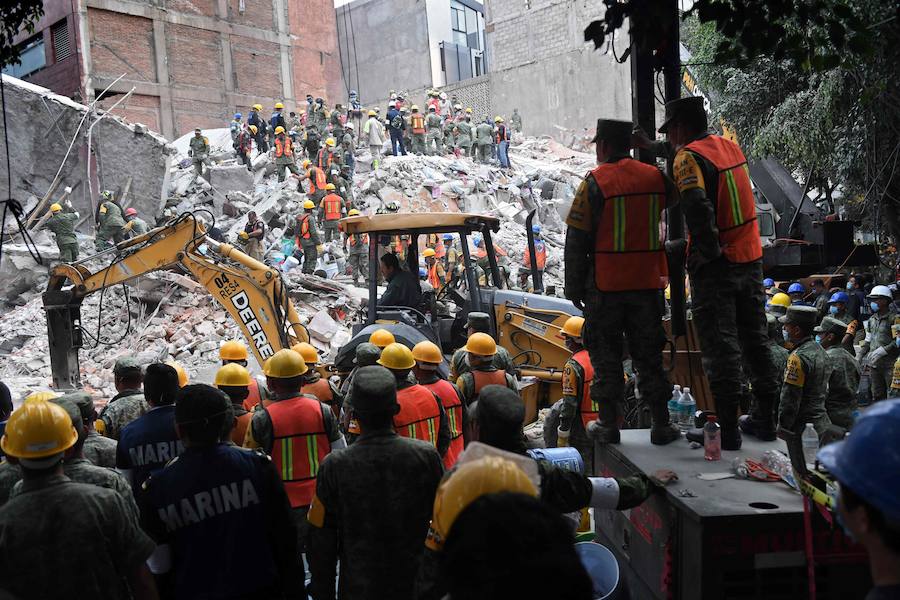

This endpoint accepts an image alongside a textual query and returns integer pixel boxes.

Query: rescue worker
[310,97,328,133]
[321,183,344,242]
[96,190,126,250]
[116,363,183,497]
[387,101,407,156]
[273,125,301,182]
[522,224,546,293]
[305,119,321,160]
[423,247,445,290]
[510,108,523,133]
[188,127,210,177]
[317,137,339,183]
[788,282,810,306]
[662,97,778,448]
[456,332,517,405]
[444,118,457,157]
[270,101,287,137]
[236,125,255,168]
[123,207,149,237]
[220,339,269,411]
[308,366,444,600]
[45,201,79,261]
[425,105,443,155]
[475,117,493,163]
[815,316,860,429]
[377,343,450,456]
[214,363,253,445]
[0,398,158,599]
[333,164,355,207]
[61,390,117,468]
[412,340,466,469]
[141,384,304,599]
[441,233,458,274]
[554,316,596,470]
[295,200,321,274]
[860,285,899,402]
[298,158,328,206]
[338,342,384,436]
[240,210,266,262]
[294,342,342,418]
[344,208,369,287]
[249,103,268,152]
[450,312,516,379]
[245,349,345,554]
[495,115,511,168]
[230,112,242,144]
[817,400,900,600]
[409,105,427,155]
[564,118,680,446]
[365,109,386,168]
[330,103,345,141]
[97,356,148,440]
[378,252,422,309]
[767,291,792,317]
[456,111,473,158]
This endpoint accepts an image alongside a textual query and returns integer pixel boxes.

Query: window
[52,20,71,62]
[451,5,467,47]
[2,36,46,79]
[474,53,483,77]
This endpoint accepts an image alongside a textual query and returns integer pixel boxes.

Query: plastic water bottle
[668,385,683,423]
[677,387,696,430]
[703,415,721,461]
[802,423,819,466]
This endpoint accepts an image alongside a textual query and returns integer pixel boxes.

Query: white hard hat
[388,101,396,107]
[346,122,354,129]
[868,285,893,299]
[440,92,447,100]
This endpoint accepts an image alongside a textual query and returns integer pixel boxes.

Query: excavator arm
[43,213,308,390]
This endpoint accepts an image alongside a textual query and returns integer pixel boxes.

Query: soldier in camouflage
[45,202,79,261]
[449,312,515,379]
[97,356,149,440]
[815,316,860,429]
[859,285,899,402]
[60,390,118,468]
[95,191,126,250]
[766,313,790,418]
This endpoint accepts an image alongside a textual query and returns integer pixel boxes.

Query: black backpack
[390,114,403,130]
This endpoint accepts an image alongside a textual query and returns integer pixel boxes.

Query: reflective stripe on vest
[411,114,425,134]
[423,379,464,469]
[394,385,441,448]
[317,149,332,172]
[348,233,368,247]
[323,194,343,221]
[571,350,597,427]
[683,135,762,264]
[275,135,292,158]
[471,369,511,399]
[298,215,312,240]
[590,158,668,292]
[267,396,331,508]
[309,168,326,193]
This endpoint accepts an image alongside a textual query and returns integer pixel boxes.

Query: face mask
[829,305,839,315]
[895,337,900,348]
[846,282,855,290]
[782,328,791,342]
[815,335,822,345]
[870,301,881,313]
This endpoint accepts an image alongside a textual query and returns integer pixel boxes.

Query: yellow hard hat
[465,108,473,114]
[426,456,538,551]
[377,342,416,370]
[348,208,360,216]
[274,102,284,109]
[464,332,497,356]
[24,390,59,403]
[325,183,336,191]
[275,126,286,134]
[369,328,395,348]
[220,340,249,361]
[263,348,308,378]
[167,361,189,387]
[49,203,62,213]
[412,340,442,365]
[770,293,791,308]
[559,316,585,339]
[494,116,503,122]
[248,125,258,134]
[368,109,376,117]
[215,363,251,387]
[252,104,263,111]
[291,342,319,366]
[0,398,78,459]
[303,199,316,209]
[411,104,420,111]
[325,137,336,147]
[422,248,436,258]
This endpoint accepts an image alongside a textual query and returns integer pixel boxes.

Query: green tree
[1,0,44,70]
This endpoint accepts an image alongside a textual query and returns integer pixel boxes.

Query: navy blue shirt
[140,444,302,599]
[387,108,404,131]
[116,405,183,495]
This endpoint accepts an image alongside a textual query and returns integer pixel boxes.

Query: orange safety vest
[267,395,332,508]
[571,350,597,428]
[231,411,252,446]
[274,135,292,158]
[423,379,464,469]
[683,135,762,264]
[590,158,668,292]
[241,378,264,411]
[411,113,425,134]
[524,240,546,270]
[301,376,336,418]
[347,233,368,247]
[308,167,327,193]
[323,193,343,221]
[317,148,333,172]
[470,369,513,400]
[298,214,312,240]
[394,384,442,448]
[427,262,442,289]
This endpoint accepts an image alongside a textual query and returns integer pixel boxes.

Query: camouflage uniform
[295,212,321,274]
[46,209,79,261]
[475,122,493,163]
[558,350,595,472]
[456,367,517,405]
[455,119,473,157]
[779,333,831,437]
[0,475,155,600]
[124,216,148,237]
[824,345,860,429]
[425,112,443,155]
[96,200,126,250]
[344,231,369,287]
[82,430,118,468]
[97,389,149,440]
[861,309,899,402]
[0,461,21,506]
[189,133,210,176]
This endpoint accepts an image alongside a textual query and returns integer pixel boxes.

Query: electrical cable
[347,2,361,97]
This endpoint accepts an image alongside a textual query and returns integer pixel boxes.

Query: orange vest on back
[231,411,252,446]
[471,369,512,400]
[394,384,441,448]
[317,148,333,172]
[267,395,331,508]
[427,263,441,289]
[241,378,264,411]
[323,194,343,221]
[308,167,327,193]
[524,240,546,270]
[590,158,667,292]
[429,235,446,258]
[571,350,597,427]
[347,233,368,247]
[301,376,336,418]
[411,114,425,134]
[298,214,312,240]
[274,135,292,158]
[423,379,464,469]
[683,135,762,264]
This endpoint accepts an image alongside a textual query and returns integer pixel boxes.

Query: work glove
[316,244,325,253]
[556,427,570,448]
[239,231,249,240]
[122,221,133,231]
[866,346,887,366]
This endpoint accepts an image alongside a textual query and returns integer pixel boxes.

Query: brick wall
[165,24,224,89]
[97,93,162,133]
[172,97,227,135]
[230,0,276,31]
[167,0,218,18]
[231,35,282,99]
[89,9,157,83]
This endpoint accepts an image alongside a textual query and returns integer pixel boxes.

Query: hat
[465,312,491,333]
[113,356,141,375]
[778,305,819,327]
[354,342,382,367]
[350,366,398,414]
[658,96,707,134]
[49,398,84,435]
[814,316,848,337]
[57,391,95,421]
[591,119,632,145]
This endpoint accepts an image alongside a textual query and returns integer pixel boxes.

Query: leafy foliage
[1,0,45,70]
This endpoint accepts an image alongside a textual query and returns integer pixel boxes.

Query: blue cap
[828,291,849,304]
[818,399,900,522]
[442,233,453,241]
[532,225,541,234]
[788,282,805,294]
[234,113,242,119]
[763,278,775,287]
[473,237,483,248]
[419,267,427,278]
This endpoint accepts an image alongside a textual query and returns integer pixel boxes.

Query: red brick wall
[89,9,157,83]
[97,93,162,133]
[231,35,282,99]
[288,0,344,102]
[173,97,227,136]
[166,24,224,89]
[229,0,275,31]
[167,0,218,18]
